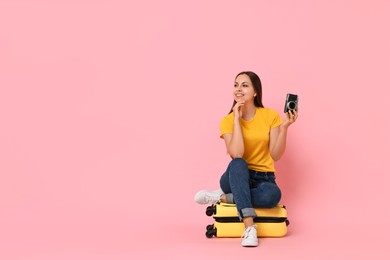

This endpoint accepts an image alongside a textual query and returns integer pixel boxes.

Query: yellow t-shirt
[220,107,283,172]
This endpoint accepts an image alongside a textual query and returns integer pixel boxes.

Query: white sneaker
[241,225,259,247]
[194,189,223,204]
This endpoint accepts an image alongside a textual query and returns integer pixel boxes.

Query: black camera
[284,93,298,113]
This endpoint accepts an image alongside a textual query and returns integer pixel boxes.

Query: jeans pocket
[267,174,277,184]
[249,178,257,189]
[250,175,265,188]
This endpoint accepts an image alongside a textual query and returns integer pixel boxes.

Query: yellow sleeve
[219,113,234,138]
[269,109,283,128]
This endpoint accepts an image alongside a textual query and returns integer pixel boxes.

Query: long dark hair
[229,71,264,114]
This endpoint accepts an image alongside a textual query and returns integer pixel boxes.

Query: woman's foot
[241,225,259,247]
[194,189,223,204]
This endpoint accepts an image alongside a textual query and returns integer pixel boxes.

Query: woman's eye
[243,84,248,87]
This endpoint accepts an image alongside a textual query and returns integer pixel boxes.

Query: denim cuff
[239,208,257,221]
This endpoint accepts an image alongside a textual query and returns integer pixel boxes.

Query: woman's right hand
[233,101,245,119]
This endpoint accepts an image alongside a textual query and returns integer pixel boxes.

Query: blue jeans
[219,158,282,219]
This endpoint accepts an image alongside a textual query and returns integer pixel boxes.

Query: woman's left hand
[281,110,298,128]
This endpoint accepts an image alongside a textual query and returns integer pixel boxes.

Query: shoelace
[241,225,257,238]
[206,193,221,203]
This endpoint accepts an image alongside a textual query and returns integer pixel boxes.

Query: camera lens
[287,101,296,110]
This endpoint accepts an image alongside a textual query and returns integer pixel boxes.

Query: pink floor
[1,189,390,260]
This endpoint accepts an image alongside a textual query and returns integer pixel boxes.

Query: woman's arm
[269,110,298,161]
[223,101,245,158]
[223,119,244,158]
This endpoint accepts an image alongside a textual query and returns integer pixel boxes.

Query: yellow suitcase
[205,203,289,238]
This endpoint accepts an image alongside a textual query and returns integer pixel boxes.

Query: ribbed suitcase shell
[205,203,289,238]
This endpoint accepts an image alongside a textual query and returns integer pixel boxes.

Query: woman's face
[233,74,256,103]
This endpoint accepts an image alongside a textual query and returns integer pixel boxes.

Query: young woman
[195,71,298,247]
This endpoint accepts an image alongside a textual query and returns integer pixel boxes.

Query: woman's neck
[241,104,257,121]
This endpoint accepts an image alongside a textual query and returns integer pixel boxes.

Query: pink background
[1,0,389,259]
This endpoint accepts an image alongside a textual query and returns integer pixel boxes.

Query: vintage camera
[284,93,298,113]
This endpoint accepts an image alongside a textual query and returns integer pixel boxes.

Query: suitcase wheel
[205,205,216,216]
[206,224,214,231]
[205,227,217,238]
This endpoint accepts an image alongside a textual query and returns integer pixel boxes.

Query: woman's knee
[268,186,282,207]
[252,183,282,208]
[229,158,248,173]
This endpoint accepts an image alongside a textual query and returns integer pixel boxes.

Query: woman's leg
[219,158,259,247]
[220,158,256,221]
